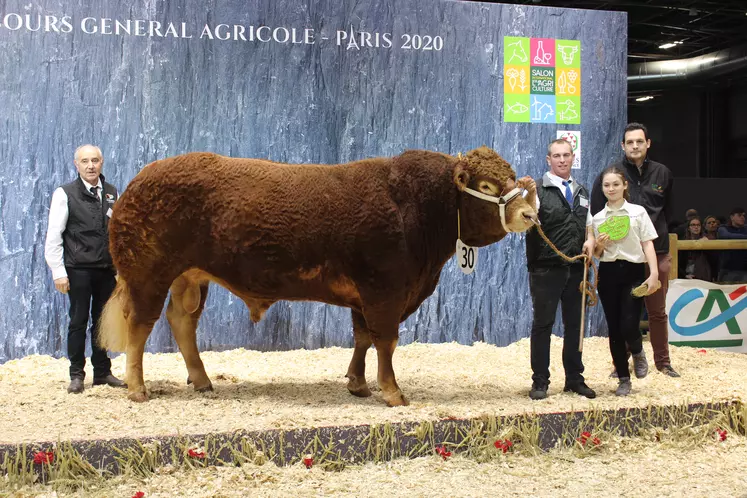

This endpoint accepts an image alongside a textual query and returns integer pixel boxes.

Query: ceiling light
[636,96,654,102]
[659,43,677,49]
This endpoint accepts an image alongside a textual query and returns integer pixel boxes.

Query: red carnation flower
[494,439,513,453]
[592,437,601,446]
[33,451,54,465]
[435,446,451,460]
[697,349,707,354]
[717,429,727,442]
[187,448,206,459]
[132,492,145,498]
[303,456,314,469]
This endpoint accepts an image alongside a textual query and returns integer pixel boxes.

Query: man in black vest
[525,139,596,400]
[44,144,126,393]
[590,123,679,378]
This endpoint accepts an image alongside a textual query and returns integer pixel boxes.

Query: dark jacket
[590,157,673,254]
[717,225,747,272]
[526,173,589,270]
[677,244,713,281]
[61,175,118,269]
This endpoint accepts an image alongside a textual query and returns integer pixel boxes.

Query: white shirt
[44,178,102,280]
[532,172,593,227]
[592,200,658,263]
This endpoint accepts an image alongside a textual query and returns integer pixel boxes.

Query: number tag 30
[456,239,477,275]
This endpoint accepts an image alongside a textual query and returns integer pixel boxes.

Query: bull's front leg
[363,303,409,407]
[346,310,373,397]
[373,336,408,407]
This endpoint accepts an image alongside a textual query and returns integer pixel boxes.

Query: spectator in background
[677,217,712,281]
[675,209,699,239]
[702,215,721,278]
[717,207,747,283]
[704,216,720,240]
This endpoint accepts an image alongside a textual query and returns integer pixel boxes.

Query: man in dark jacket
[717,207,747,283]
[590,123,680,377]
[525,139,596,400]
[44,144,126,393]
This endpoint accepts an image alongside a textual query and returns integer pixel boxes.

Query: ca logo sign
[669,285,746,348]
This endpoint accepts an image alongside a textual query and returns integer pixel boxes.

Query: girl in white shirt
[593,166,660,396]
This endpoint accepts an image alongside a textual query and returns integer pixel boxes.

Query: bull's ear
[454,164,470,192]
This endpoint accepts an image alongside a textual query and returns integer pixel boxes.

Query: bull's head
[453,146,537,246]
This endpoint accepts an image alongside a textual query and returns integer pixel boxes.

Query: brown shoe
[67,378,84,394]
[92,374,127,388]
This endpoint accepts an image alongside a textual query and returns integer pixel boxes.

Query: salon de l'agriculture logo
[503,37,580,125]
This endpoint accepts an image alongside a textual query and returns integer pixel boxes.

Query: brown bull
[99,146,537,405]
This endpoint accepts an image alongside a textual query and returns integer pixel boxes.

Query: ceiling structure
[477,0,747,97]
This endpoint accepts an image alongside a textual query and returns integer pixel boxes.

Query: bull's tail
[98,278,132,352]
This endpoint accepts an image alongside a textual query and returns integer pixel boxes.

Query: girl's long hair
[599,166,630,201]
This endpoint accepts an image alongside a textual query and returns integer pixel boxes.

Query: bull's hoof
[187,376,192,385]
[346,375,372,398]
[128,390,149,403]
[195,383,214,393]
[382,390,409,407]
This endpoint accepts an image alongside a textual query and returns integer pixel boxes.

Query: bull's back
[110,152,400,280]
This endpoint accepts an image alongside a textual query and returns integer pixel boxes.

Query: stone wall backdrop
[0,0,627,361]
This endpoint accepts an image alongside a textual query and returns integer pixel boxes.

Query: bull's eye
[479,182,497,195]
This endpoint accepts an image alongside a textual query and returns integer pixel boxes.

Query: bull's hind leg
[125,319,154,402]
[116,279,169,402]
[346,311,373,397]
[167,275,212,393]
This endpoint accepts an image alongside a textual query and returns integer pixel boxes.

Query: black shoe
[657,365,681,378]
[92,374,127,388]
[563,381,597,399]
[529,382,548,400]
[67,378,84,394]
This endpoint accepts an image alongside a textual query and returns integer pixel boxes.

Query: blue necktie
[562,180,573,205]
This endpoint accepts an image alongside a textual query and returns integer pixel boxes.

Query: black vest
[526,175,589,270]
[61,175,118,269]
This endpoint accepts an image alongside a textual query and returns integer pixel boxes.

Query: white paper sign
[666,279,747,353]
[556,130,581,169]
[456,239,477,275]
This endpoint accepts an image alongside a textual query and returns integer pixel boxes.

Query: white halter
[462,186,524,232]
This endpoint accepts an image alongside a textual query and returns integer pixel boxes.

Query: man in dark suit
[44,144,126,393]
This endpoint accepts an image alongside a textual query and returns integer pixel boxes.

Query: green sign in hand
[598,215,630,240]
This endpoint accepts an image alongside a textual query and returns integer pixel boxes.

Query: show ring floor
[0,337,745,474]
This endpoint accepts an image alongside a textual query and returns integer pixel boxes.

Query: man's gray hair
[74,144,103,162]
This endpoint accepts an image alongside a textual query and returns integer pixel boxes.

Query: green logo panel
[556,96,581,124]
[504,37,530,66]
[504,94,530,123]
[556,39,581,68]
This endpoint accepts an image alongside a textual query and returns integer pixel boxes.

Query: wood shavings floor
[0,337,744,445]
[8,436,747,497]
